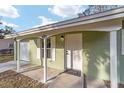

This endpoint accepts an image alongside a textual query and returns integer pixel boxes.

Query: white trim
[14,40,17,62]
[110,31,118,88]
[17,40,20,72]
[37,39,41,59]
[37,48,41,59]
[43,37,47,83]
[51,36,56,61]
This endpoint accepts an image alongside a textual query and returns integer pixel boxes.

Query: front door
[65,33,82,71]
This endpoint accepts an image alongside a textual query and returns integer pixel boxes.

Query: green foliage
[0,26,15,39]
[78,5,123,17]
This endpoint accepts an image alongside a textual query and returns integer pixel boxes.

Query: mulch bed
[0,70,48,88]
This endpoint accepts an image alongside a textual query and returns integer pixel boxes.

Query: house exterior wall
[47,35,65,70]
[0,39,14,50]
[29,38,41,65]
[83,31,110,81]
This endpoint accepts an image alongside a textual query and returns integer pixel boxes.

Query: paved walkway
[0,61,29,73]
[0,61,16,73]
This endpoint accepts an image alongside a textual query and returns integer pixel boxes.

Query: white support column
[17,40,20,72]
[43,36,47,83]
[110,31,118,88]
[14,39,17,62]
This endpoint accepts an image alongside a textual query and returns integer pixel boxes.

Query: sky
[0,5,89,32]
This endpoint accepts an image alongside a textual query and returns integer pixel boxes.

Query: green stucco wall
[83,31,110,80]
[47,35,65,70]
[29,39,41,65]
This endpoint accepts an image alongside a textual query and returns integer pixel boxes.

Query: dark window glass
[41,49,51,58]
[41,38,51,48]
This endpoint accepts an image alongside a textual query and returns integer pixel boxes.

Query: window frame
[41,37,56,61]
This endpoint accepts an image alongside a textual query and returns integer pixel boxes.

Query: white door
[20,41,29,61]
[65,33,82,71]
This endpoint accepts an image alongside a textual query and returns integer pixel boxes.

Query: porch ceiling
[43,18,122,36]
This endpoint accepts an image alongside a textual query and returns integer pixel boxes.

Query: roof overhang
[5,7,124,39]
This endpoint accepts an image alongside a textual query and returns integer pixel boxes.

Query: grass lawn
[0,54,14,63]
[0,70,47,88]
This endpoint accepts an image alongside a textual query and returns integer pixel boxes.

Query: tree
[78,5,123,17]
[0,19,15,39]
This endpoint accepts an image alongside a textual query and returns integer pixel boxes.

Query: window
[41,37,56,61]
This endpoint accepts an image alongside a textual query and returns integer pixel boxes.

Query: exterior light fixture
[60,35,64,41]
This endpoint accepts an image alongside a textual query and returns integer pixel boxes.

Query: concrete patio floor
[21,67,107,88]
[48,72,82,88]
[21,68,82,88]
